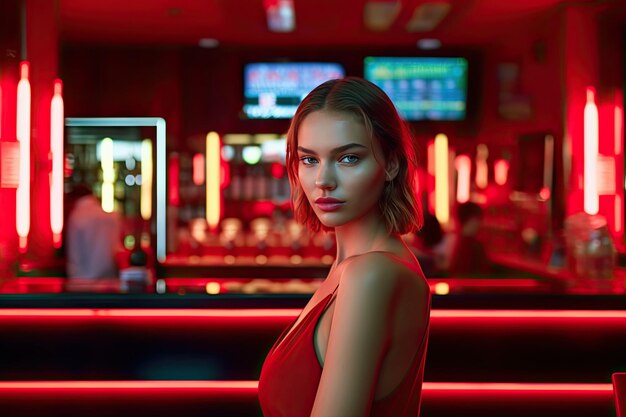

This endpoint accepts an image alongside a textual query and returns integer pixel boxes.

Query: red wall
[1,3,622,271]
[61,46,184,148]
[61,45,485,153]
[56,13,572,250]
[59,15,567,174]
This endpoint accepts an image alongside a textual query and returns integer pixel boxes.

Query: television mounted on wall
[364,57,468,121]
[243,62,345,119]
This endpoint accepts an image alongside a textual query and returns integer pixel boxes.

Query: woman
[258,77,431,417]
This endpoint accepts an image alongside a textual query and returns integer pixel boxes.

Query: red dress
[258,286,430,417]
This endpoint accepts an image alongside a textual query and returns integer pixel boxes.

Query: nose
[315,162,337,190]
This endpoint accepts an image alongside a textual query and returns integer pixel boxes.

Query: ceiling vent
[406,1,451,32]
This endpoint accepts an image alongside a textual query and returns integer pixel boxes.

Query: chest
[273,285,338,356]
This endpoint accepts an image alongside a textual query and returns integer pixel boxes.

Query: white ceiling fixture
[264,0,296,32]
[406,1,451,32]
[198,38,220,48]
[417,38,442,49]
[363,0,402,31]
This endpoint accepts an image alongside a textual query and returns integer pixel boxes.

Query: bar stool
[614,372,626,417]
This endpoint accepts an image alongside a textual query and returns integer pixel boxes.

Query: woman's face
[296,110,388,229]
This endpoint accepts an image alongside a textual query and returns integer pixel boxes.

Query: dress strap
[326,279,341,305]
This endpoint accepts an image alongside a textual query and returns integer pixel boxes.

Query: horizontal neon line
[432,310,626,318]
[0,309,302,317]
[0,380,261,389]
[422,382,613,392]
[0,381,612,392]
[0,309,626,319]
[429,278,544,287]
[0,380,258,389]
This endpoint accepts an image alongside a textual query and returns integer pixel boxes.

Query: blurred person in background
[66,184,122,279]
[448,201,491,276]
[411,211,446,277]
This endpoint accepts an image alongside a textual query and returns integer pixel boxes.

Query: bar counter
[1,275,625,309]
[0,275,624,417]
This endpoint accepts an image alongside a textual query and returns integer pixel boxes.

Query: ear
[385,154,400,181]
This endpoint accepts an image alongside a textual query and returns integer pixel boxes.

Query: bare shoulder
[311,251,429,415]
[339,252,429,304]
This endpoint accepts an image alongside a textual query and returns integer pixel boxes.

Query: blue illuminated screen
[243,62,345,119]
[364,57,468,121]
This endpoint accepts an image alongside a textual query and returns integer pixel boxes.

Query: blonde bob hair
[286,77,422,234]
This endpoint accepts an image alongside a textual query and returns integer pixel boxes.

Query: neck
[332,209,396,265]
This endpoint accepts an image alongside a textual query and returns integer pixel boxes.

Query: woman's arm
[310,254,402,417]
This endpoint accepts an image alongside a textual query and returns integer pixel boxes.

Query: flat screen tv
[243,62,345,119]
[364,57,468,121]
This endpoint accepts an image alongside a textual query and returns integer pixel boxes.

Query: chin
[319,221,343,229]
[315,212,348,229]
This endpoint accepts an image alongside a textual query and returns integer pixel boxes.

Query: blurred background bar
[1,1,626,416]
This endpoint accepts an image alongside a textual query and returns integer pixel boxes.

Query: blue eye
[340,154,359,164]
[299,156,317,165]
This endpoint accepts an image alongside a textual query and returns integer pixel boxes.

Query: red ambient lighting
[494,159,509,185]
[168,154,180,206]
[0,380,611,392]
[0,380,611,416]
[455,154,471,203]
[0,308,625,319]
[0,380,258,390]
[50,79,64,247]
[615,90,624,235]
[584,86,599,215]
[16,61,31,251]
[192,153,205,185]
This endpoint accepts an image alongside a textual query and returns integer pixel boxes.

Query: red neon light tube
[16,61,31,251]
[0,380,611,393]
[50,79,64,247]
[0,308,625,319]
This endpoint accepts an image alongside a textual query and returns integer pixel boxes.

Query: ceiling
[57,0,625,48]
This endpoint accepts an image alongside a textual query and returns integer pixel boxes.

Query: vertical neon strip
[16,61,31,251]
[0,80,2,137]
[427,140,435,213]
[141,139,153,220]
[615,90,623,156]
[615,195,622,233]
[206,132,221,231]
[50,80,64,248]
[584,87,599,215]
[615,91,624,236]
[455,155,471,203]
[168,154,180,206]
[434,134,449,224]
[494,159,509,186]
[193,153,205,185]
[475,144,488,189]
[448,148,456,211]
[101,138,114,213]
[221,161,231,189]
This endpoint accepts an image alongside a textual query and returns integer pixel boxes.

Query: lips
[315,197,343,204]
[315,197,345,212]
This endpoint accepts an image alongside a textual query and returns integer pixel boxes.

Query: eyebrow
[297,143,368,155]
